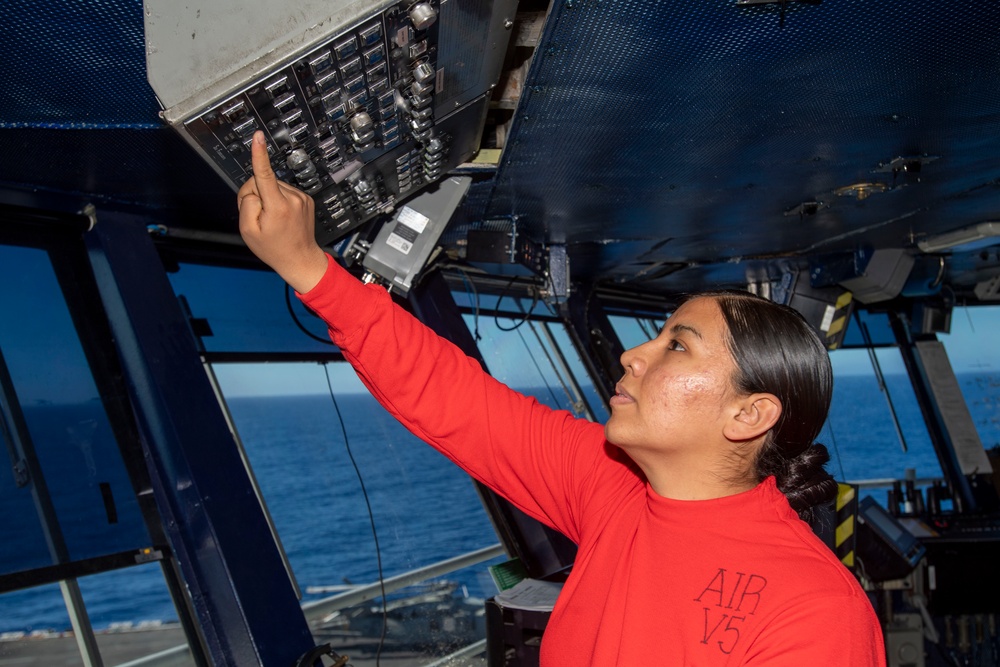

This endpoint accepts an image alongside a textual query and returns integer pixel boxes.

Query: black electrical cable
[456,269,482,341]
[286,283,336,345]
[494,276,539,332]
[322,363,388,665]
[514,325,561,408]
[825,419,846,481]
[856,312,909,453]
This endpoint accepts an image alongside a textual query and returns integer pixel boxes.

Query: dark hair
[686,290,838,520]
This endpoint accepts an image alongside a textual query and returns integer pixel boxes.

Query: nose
[620,341,648,377]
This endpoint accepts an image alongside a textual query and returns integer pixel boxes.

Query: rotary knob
[349,111,373,134]
[409,2,438,31]
[411,79,434,98]
[349,111,376,148]
[351,176,377,211]
[285,149,324,194]
[353,178,373,195]
[410,117,433,133]
[425,137,445,154]
[413,62,436,84]
[286,148,311,171]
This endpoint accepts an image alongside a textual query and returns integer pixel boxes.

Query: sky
[834,305,998,376]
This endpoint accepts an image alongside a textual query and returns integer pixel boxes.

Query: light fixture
[834,182,888,200]
[917,222,1000,253]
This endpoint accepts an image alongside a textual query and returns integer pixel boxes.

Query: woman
[238,131,886,665]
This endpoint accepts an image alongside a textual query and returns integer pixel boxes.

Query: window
[0,243,192,665]
[938,305,1000,451]
[461,296,607,421]
[170,260,508,662]
[823,347,942,483]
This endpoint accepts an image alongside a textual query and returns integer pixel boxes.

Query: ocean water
[0,372,997,634]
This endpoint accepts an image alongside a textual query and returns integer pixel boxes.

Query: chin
[603,420,624,447]
[603,421,613,440]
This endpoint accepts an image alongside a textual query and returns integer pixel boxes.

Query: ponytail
[690,290,835,519]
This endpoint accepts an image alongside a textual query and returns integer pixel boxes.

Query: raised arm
[235,135,627,541]
[237,131,328,293]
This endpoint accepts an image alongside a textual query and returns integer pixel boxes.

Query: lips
[610,383,634,406]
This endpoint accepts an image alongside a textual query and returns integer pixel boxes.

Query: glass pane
[0,246,150,576]
[451,288,543,320]
[465,315,589,417]
[168,262,335,354]
[546,324,610,421]
[939,305,1000,451]
[453,286,608,417]
[608,315,662,351]
[840,309,896,347]
[0,565,195,666]
[0,583,68,634]
[824,348,942,486]
[305,559,504,663]
[87,564,194,665]
[212,362,501,660]
[79,563,181,628]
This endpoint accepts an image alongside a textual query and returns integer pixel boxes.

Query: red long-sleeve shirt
[300,254,886,666]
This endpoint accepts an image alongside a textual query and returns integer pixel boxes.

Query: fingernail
[254,131,264,145]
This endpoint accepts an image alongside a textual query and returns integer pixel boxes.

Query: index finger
[250,131,283,202]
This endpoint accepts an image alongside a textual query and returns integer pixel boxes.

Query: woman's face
[605,297,743,464]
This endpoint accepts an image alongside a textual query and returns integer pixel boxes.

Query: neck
[629,449,758,501]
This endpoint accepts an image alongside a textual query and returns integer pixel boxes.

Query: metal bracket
[542,244,570,304]
[872,154,940,175]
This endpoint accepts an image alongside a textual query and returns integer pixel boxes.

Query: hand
[238,131,329,293]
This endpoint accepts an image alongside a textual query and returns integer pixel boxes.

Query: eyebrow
[669,322,703,340]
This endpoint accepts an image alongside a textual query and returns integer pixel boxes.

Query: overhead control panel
[146,0,517,246]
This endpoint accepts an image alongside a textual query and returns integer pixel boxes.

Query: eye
[666,339,686,352]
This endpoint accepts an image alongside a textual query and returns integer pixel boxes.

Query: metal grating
[487,0,1000,288]
[1,0,160,128]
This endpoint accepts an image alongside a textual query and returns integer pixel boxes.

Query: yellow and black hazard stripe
[824,291,853,350]
[835,483,858,569]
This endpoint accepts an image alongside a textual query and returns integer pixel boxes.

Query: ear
[723,393,782,442]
